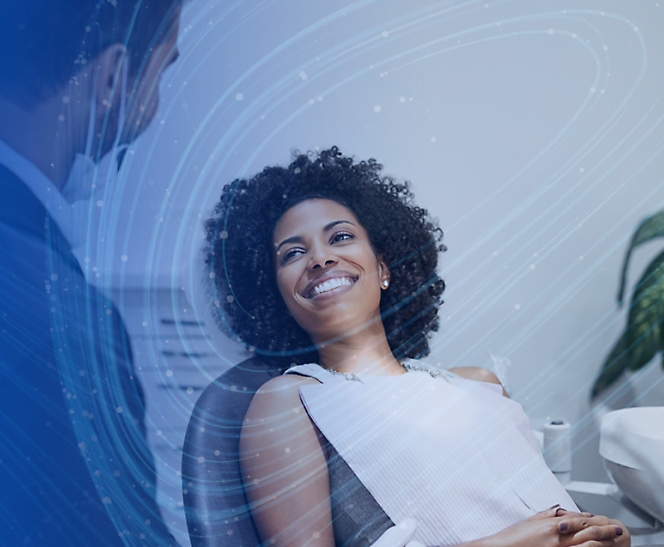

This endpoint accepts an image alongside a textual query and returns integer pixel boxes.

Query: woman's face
[273,199,389,344]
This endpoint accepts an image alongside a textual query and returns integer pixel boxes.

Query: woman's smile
[273,198,389,341]
[303,271,358,299]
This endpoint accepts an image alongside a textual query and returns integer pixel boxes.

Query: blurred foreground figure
[0,1,181,544]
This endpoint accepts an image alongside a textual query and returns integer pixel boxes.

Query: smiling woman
[205,147,445,367]
[273,199,393,353]
[201,148,630,547]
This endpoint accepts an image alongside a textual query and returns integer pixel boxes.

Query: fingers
[557,515,615,534]
[556,508,594,518]
[569,524,623,545]
[533,505,593,520]
[530,507,628,547]
[530,504,565,520]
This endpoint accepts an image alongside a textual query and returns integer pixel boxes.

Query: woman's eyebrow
[275,235,303,253]
[324,220,355,231]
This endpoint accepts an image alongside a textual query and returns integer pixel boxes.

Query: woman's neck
[314,325,405,376]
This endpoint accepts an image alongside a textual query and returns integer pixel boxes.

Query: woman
[204,147,629,547]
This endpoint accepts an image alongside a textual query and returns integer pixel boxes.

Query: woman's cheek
[276,271,300,315]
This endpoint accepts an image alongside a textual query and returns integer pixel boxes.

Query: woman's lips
[303,272,358,299]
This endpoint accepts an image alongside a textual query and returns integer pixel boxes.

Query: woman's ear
[379,259,391,290]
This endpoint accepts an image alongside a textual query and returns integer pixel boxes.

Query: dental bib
[285,363,577,546]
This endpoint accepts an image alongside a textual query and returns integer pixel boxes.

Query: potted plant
[593,211,664,397]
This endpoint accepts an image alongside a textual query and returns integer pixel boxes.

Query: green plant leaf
[592,332,629,398]
[594,249,664,398]
[618,211,664,305]
[624,249,664,370]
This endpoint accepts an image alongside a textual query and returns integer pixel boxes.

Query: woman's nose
[312,258,336,269]
[309,247,337,270]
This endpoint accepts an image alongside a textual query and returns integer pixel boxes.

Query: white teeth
[312,277,353,297]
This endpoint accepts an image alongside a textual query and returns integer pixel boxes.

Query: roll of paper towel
[543,420,572,474]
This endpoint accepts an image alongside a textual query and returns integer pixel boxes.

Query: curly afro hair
[205,146,446,368]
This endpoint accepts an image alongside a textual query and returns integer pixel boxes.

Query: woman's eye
[331,231,354,243]
[282,247,305,263]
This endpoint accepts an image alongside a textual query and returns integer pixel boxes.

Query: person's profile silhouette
[0,1,182,544]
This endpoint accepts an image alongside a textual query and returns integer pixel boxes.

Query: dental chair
[181,357,283,547]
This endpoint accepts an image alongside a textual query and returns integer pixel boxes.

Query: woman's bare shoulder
[245,373,320,421]
[255,373,321,396]
[260,373,321,389]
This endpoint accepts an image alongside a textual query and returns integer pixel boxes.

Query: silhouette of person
[0,1,182,544]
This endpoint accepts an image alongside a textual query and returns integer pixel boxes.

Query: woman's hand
[556,508,630,547]
[483,506,630,547]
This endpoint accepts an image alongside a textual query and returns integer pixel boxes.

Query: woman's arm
[240,374,335,547]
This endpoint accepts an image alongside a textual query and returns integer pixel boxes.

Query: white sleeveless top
[285,363,577,546]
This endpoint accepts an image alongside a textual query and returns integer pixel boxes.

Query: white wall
[81,0,664,483]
